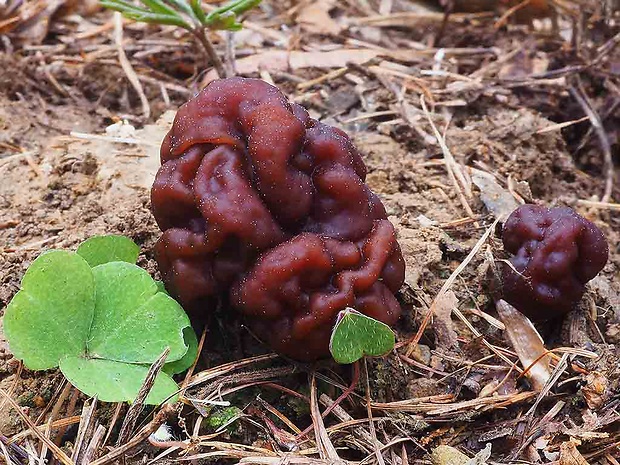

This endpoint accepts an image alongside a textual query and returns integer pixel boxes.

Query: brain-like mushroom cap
[501,204,608,319]
[151,77,405,361]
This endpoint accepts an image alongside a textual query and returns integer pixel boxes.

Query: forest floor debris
[0,0,619,463]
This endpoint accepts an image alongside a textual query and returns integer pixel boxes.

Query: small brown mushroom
[501,204,608,320]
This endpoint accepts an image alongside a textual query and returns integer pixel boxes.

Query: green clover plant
[329,308,396,365]
[4,235,198,405]
[100,0,261,77]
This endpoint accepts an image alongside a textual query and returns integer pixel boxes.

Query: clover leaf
[88,262,189,364]
[4,237,197,405]
[163,327,199,375]
[329,308,396,365]
[60,357,179,404]
[4,251,95,370]
[77,235,140,267]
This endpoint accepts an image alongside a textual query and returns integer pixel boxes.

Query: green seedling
[206,406,242,433]
[4,235,198,404]
[100,0,261,77]
[329,308,396,365]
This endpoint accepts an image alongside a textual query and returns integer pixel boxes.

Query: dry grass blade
[101,403,123,449]
[33,377,69,428]
[372,392,536,418]
[182,440,278,461]
[113,11,150,120]
[297,362,359,441]
[450,292,526,372]
[419,95,473,206]
[0,440,17,465]
[0,389,74,465]
[514,400,566,458]
[576,200,620,211]
[81,425,106,465]
[117,348,170,448]
[369,66,434,102]
[71,399,98,463]
[297,67,348,91]
[494,0,532,29]
[536,116,590,133]
[239,456,335,464]
[362,360,385,465]
[0,362,23,417]
[89,403,176,465]
[427,391,537,417]
[68,131,159,147]
[318,393,373,452]
[8,416,81,444]
[370,394,454,411]
[510,353,575,458]
[354,11,494,27]
[310,373,344,464]
[192,366,297,407]
[40,420,52,464]
[256,397,302,435]
[180,326,207,392]
[186,354,279,389]
[569,83,613,202]
[524,352,571,422]
[405,217,499,351]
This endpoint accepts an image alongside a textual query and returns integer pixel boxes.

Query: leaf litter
[0,0,619,464]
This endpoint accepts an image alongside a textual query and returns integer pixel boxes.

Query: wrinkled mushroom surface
[502,204,608,320]
[151,77,404,360]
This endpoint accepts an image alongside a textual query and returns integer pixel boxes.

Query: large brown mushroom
[151,77,405,361]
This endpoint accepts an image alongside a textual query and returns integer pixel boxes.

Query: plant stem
[192,27,227,78]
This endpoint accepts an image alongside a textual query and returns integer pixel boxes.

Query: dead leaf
[559,441,589,465]
[468,443,491,465]
[431,443,490,465]
[581,372,608,410]
[202,48,416,85]
[2,0,64,43]
[498,49,549,80]
[432,290,459,349]
[296,0,341,35]
[0,0,99,39]
[0,1,21,20]
[65,0,100,16]
[496,299,552,390]
[430,445,470,465]
[470,168,519,221]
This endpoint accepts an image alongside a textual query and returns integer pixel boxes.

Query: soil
[0,1,618,463]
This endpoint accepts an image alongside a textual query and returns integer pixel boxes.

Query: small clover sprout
[100,0,262,78]
[329,308,396,365]
[4,235,198,405]
[77,234,140,267]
